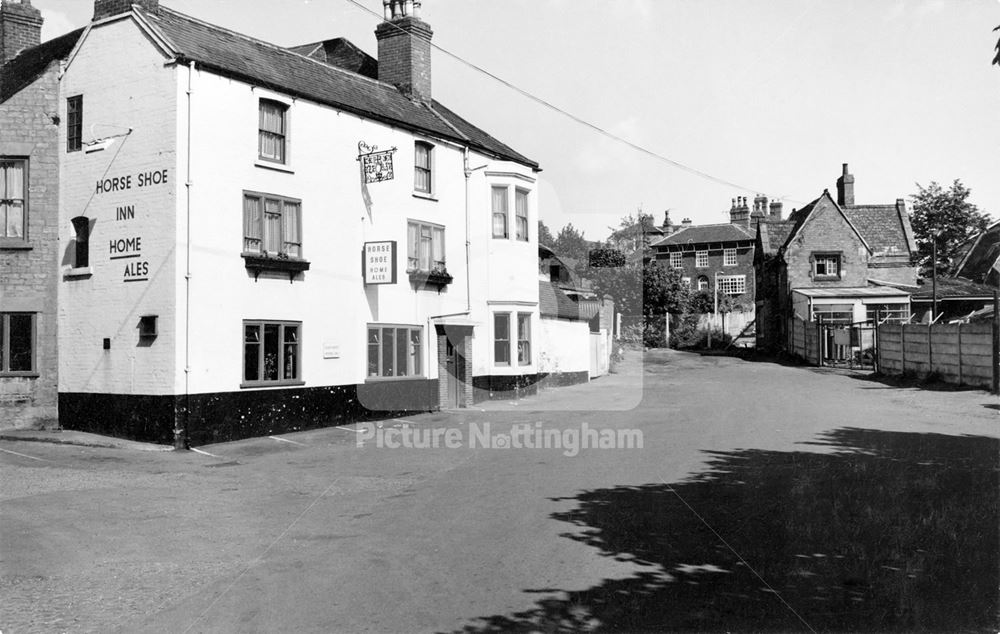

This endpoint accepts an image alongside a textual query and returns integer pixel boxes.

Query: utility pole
[931,235,938,323]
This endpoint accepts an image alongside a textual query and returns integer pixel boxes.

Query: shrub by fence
[878,322,995,389]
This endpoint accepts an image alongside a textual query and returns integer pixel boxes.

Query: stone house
[0,0,81,428]
[755,164,919,351]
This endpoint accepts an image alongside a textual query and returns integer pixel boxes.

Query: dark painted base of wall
[59,379,438,447]
[472,371,589,403]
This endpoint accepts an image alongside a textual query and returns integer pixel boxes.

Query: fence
[877,322,996,389]
[787,316,822,365]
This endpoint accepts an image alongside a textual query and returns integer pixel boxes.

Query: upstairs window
[258,100,288,164]
[669,252,683,269]
[813,253,841,278]
[407,220,445,273]
[0,159,26,242]
[515,188,529,241]
[491,186,508,238]
[243,192,302,258]
[67,96,83,152]
[0,312,35,375]
[695,251,709,268]
[724,248,738,266]
[414,141,433,194]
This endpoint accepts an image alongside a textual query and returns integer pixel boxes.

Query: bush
[669,315,732,350]
[643,317,667,348]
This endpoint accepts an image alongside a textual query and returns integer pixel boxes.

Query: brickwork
[375,17,433,102]
[0,0,42,65]
[783,197,869,291]
[657,244,756,306]
[0,60,60,428]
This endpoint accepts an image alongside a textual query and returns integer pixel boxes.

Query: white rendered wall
[58,17,179,395]
[537,318,590,375]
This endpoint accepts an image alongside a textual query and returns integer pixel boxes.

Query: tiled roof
[651,223,754,248]
[139,7,538,169]
[842,204,915,255]
[539,281,583,320]
[0,28,83,103]
[757,220,795,255]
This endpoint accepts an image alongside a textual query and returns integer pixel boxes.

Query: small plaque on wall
[323,342,341,359]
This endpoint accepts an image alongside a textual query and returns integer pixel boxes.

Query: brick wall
[0,1,42,65]
[0,62,60,428]
[375,17,433,102]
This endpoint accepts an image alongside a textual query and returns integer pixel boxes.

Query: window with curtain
[243,192,302,258]
[414,141,433,194]
[407,220,445,273]
[258,100,288,163]
[492,186,508,238]
[0,160,26,241]
[517,312,531,365]
[515,188,529,241]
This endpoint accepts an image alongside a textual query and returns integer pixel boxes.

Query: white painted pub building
[56,0,555,445]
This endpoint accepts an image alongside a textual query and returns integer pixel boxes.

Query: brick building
[755,164,919,351]
[0,0,81,428]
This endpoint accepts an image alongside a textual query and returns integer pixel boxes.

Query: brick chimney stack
[94,0,160,21]
[376,0,433,102]
[681,218,693,227]
[836,163,855,207]
[662,210,674,235]
[769,200,783,221]
[730,197,749,227]
[1,0,42,66]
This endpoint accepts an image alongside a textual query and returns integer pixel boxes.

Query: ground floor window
[517,313,531,366]
[717,274,746,295]
[494,313,511,366]
[812,304,854,325]
[243,321,301,386]
[0,312,34,375]
[368,325,422,379]
[866,303,910,323]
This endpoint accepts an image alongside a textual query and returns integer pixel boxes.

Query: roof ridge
[155,6,396,93]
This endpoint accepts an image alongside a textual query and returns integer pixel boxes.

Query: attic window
[813,253,841,279]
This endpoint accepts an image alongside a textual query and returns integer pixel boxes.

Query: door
[444,337,461,408]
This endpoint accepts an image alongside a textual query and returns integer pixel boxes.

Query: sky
[35,0,1000,242]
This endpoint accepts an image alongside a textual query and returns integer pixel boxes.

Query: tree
[537,220,555,247]
[910,180,992,270]
[552,223,591,271]
[606,211,658,261]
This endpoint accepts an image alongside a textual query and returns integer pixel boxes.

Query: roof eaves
[131,7,181,58]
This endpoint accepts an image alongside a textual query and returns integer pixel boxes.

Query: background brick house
[0,0,81,428]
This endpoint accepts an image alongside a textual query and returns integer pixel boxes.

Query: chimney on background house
[836,163,855,207]
[730,197,749,227]
[1,0,42,66]
[93,0,159,21]
[376,0,433,102]
[769,200,783,221]
[750,194,768,231]
[681,218,693,227]
[662,210,674,235]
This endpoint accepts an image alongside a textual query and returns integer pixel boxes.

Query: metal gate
[819,320,878,371]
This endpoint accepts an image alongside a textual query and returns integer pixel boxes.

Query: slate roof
[757,220,795,255]
[651,223,754,248]
[287,38,379,80]
[842,204,916,255]
[0,28,84,103]
[137,7,538,169]
[539,281,583,320]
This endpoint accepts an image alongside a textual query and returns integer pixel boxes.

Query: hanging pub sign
[358,141,397,184]
[364,241,397,285]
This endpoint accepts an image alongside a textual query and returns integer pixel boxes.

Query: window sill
[365,376,428,383]
[0,241,31,251]
[408,270,453,288]
[254,160,294,174]
[0,372,39,379]
[240,379,305,389]
[813,275,841,281]
[64,266,93,279]
[412,191,437,202]
[242,253,310,281]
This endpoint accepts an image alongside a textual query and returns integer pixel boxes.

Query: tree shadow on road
[449,428,999,633]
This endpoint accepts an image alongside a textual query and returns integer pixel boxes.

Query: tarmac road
[1,350,997,633]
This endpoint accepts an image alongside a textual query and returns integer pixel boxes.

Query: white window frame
[242,191,303,259]
[414,141,434,196]
[367,324,424,380]
[697,276,710,291]
[669,251,683,269]
[515,188,529,242]
[517,312,532,366]
[723,248,738,267]
[695,251,709,268]
[242,320,302,387]
[492,186,509,239]
[813,253,841,278]
[258,99,289,165]
[407,220,446,273]
[0,158,28,245]
[717,274,746,295]
[494,312,511,366]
